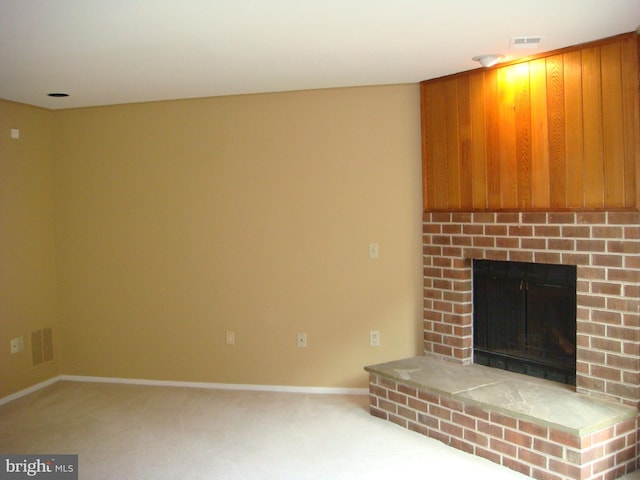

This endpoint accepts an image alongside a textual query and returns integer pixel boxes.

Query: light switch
[10,129,20,139]
[368,243,379,259]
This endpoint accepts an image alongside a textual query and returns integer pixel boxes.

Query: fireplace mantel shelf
[365,356,636,437]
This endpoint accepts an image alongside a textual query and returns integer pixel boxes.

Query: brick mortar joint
[423,210,640,224]
[422,253,639,268]
[422,241,637,252]
[578,359,640,371]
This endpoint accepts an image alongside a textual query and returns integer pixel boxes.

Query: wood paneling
[457,76,473,209]
[498,65,518,207]
[445,78,460,208]
[514,63,532,209]
[601,40,625,207]
[621,34,640,208]
[485,68,501,208]
[564,50,584,206]
[546,54,566,208]
[582,46,604,208]
[421,32,639,211]
[529,58,549,207]
[469,71,487,208]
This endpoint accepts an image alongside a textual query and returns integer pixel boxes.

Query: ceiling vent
[510,36,542,49]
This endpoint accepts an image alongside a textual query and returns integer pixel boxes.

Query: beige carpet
[0,381,638,480]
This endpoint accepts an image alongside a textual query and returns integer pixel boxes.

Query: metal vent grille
[510,36,542,49]
[31,327,54,365]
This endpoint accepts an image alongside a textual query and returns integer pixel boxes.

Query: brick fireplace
[366,209,640,479]
[422,210,639,408]
[367,32,640,478]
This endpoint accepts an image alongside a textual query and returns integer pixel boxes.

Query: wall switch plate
[10,128,20,139]
[225,331,235,345]
[370,330,380,347]
[10,336,24,354]
[296,332,307,348]
[368,243,379,259]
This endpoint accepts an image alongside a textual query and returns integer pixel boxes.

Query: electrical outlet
[296,332,307,348]
[10,336,24,354]
[225,331,235,345]
[370,330,380,347]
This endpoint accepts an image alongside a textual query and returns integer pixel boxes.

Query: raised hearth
[365,356,639,480]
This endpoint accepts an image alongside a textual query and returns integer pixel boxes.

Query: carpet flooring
[0,381,638,479]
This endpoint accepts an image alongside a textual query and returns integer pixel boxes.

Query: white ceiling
[1,0,639,110]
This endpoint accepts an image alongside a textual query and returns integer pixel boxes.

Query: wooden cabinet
[421,32,639,212]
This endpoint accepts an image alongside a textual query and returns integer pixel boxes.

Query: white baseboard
[0,375,63,406]
[59,375,368,395]
[1,375,367,405]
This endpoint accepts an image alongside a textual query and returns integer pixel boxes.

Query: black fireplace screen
[473,259,577,385]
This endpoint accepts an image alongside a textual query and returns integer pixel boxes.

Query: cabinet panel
[421,32,639,212]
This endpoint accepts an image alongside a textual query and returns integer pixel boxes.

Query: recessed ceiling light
[47,92,69,97]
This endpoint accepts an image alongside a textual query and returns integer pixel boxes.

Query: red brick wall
[369,373,639,480]
[422,211,640,407]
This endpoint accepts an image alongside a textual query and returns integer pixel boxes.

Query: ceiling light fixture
[47,92,69,97]
[472,54,504,68]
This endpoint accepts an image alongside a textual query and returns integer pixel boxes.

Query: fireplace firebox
[473,259,576,385]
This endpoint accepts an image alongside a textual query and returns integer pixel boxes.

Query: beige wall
[2,83,422,395]
[53,85,423,388]
[0,99,60,397]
